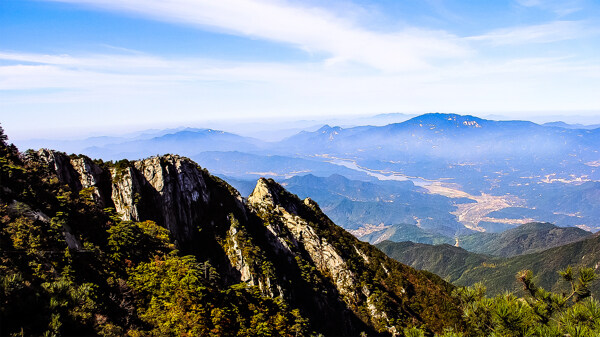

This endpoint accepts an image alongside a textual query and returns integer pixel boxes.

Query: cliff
[30,149,461,335]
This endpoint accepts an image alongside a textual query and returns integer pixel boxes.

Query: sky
[1,0,600,139]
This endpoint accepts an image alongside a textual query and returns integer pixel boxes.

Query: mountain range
[3,119,600,335]
[12,113,600,236]
[376,223,599,296]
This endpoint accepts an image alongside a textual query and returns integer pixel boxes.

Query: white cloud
[0,52,193,90]
[516,0,542,7]
[467,21,587,46]
[1,50,598,115]
[43,0,468,71]
[515,0,583,16]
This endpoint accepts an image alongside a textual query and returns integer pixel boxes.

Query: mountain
[275,113,600,177]
[82,129,263,160]
[12,113,600,234]
[0,137,461,335]
[276,113,582,158]
[281,173,416,202]
[376,241,490,285]
[356,223,454,245]
[13,127,197,155]
[377,227,600,296]
[223,173,467,236]
[458,222,591,257]
[191,151,372,181]
[273,113,600,232]
[543,121,600,130]
[455,232,600,295]
[277,174,466,236]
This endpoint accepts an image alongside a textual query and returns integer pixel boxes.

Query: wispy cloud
[467,21,587,46]
[1,50,598,109]
[515,0,583,16]
[2,0,599,137]
[44,0,469,71]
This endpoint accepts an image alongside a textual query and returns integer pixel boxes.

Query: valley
[323,156,435,186]
[15,113,600,238]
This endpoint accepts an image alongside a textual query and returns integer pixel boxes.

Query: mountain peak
[405,113,485,129]
[316,124,343,133]
[248,177,306,216]
[313,125,344,142]
[303,197,320,210]
[248,177,281,208]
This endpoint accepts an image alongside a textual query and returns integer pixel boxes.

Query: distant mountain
[458,222,591,257]
[273,124,367,155]
[357,223,454,245]
[14,127,194,154]
[277,113,600,163]
[543,121,600,129]
[275,174,466,236]
[15,113,600,234]
[192,152,372,181]
[271,113,600,232]
[216,175,258,197]
[15,135,128,154]
[280,173,415,203]
[83,129,263,160]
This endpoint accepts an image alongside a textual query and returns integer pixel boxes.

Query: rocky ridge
[36,149,461,335]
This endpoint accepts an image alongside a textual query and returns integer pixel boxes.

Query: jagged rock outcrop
[247,178,461,335]
[37,150,461,336]
[250,178,356,295]
[37,149,111,207]
[110,155,216,246]
[35,151,246,249]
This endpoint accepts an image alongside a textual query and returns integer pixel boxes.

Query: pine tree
[0,124,7,146]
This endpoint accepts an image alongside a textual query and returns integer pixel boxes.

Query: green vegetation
[0,127,308,336]
[376,241,490,284]
[408,267,600,336]
[378,230,600,296]
[3,123,599,336]
[109,159,132,182]
[455,233,600,296]
[458,222,590,257]
[254,179,463,334]
[128,253,307,337]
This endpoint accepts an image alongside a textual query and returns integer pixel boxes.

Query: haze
[1,0,600,140]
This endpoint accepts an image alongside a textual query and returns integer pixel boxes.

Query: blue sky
[1,0,600,139]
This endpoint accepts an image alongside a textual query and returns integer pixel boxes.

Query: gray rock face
[110,155,213,245]
[37,151,257,285]
[247,178,398,333]
[110,166,141,221]
[37,149,110,206]
[38,151,242,248]
[37,149,83,191]
[249,178,356,295]
[71,157,107,206]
